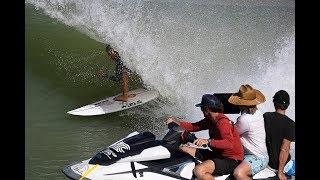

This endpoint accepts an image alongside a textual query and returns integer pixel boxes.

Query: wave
[26,0,295,121]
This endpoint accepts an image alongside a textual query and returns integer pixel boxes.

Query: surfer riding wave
[98,44,135,102]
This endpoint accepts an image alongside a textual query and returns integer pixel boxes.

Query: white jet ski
[62,122,292,180]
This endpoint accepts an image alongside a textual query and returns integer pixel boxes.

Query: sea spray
[27,0,294,137]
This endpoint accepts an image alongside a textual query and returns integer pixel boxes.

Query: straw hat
[228,84,265,106]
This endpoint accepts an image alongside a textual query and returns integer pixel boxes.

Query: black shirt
[108,56,126,82]
[263,112,295,169]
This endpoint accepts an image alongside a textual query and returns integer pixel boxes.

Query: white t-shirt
[235,109,269,159]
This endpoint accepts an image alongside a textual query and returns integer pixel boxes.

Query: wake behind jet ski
[62,122,282,180]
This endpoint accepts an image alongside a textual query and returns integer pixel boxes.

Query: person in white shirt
[228,84,269,180]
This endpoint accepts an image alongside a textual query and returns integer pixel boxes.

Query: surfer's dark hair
[106,44,113,52]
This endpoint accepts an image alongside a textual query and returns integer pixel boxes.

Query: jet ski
[62,93,294,179]
[62,121,291,180]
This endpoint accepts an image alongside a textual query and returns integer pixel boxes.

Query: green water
[26,5,164,179]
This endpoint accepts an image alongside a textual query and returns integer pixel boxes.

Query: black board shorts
[195,148,242,176]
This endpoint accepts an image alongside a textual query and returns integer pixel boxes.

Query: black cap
[273,90,290,105]
[195,94,221,109]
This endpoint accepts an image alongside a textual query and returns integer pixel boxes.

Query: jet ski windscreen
[214,93,240,114]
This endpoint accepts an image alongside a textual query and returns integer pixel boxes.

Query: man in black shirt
[263,90,295,180]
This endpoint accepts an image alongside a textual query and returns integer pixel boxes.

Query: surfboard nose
[67,107,105,116]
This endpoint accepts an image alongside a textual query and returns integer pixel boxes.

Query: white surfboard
[67,88,159,116]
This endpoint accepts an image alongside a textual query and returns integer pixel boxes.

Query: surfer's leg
[114,70,137,102]
[122,70,129,101]
[114,70,130,102]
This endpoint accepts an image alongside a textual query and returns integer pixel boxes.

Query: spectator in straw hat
[228,84,269,180]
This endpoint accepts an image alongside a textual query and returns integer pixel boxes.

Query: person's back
[237,110,268,159]
[264,112,295,169]
[203,114,244,161]
[263,90,295,179]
